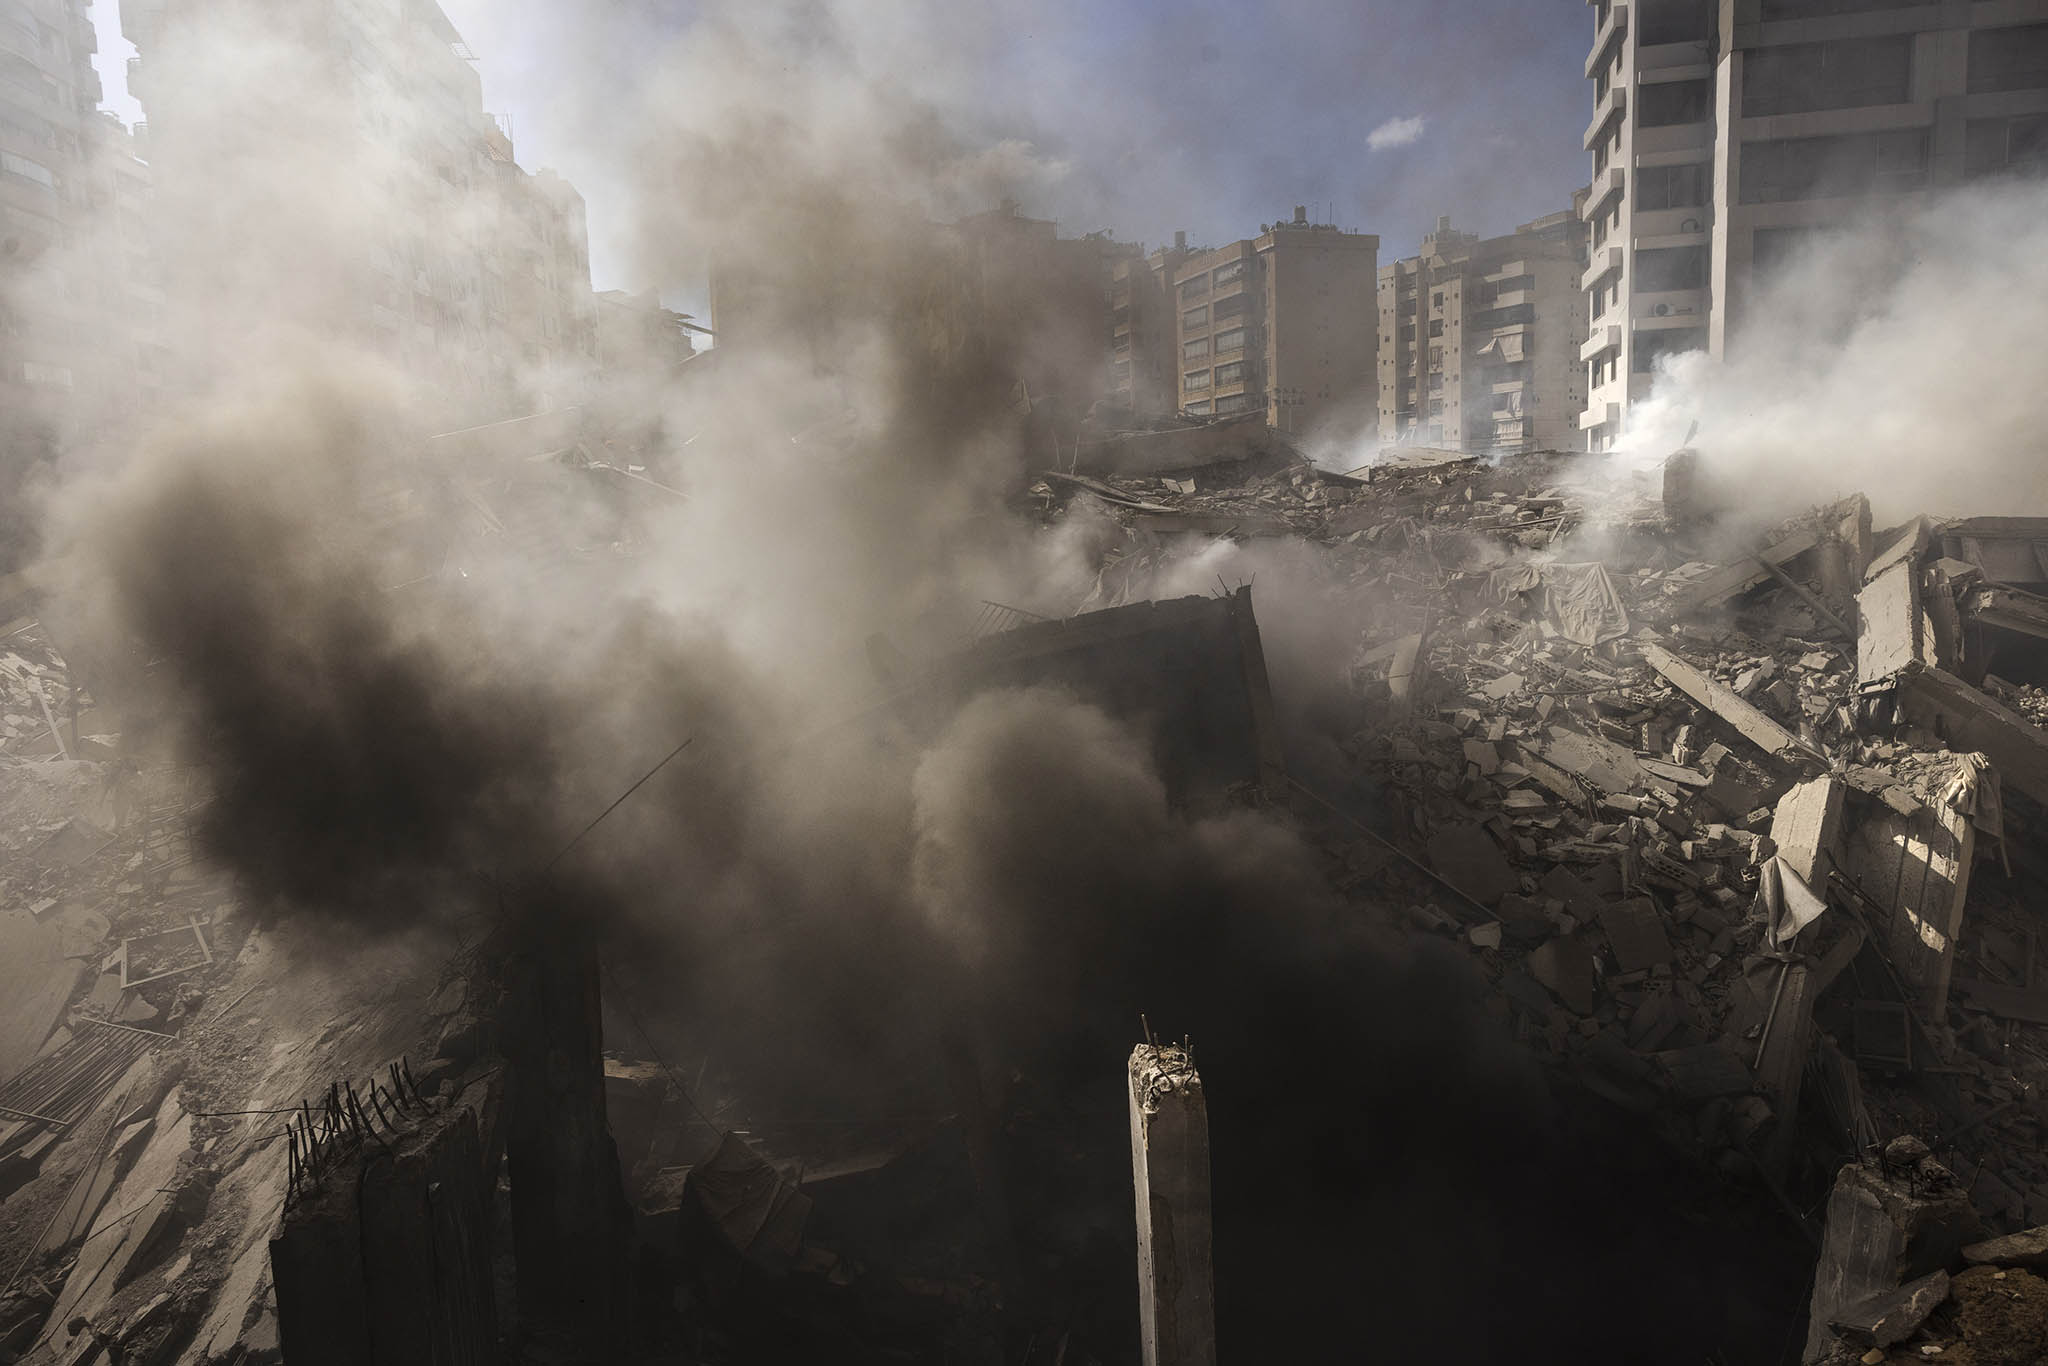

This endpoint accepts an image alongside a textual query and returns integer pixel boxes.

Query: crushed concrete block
[1963,1227,2048,1270]
[1528,937,1596,1015]
[1830,1269,1949,1349]
[1769,777,1845,890]
[1599,897,1674,974]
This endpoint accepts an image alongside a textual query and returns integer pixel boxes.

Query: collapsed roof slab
[1897,665,2048,808]
[1073,414,1294,481]
[933,588,1284,802]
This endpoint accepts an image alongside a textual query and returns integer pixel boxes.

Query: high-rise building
[1377,203,1590,453]
[1108,233,1189,421]
[1168,209,1379,441]
[0,0,111,439]
[1578,0,2048,451]
[118,0,597,427]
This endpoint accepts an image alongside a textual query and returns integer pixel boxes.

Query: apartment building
[0,0,122,440]
[1378,203,1590,453]
[119,0,598,428]
[1579,0,2048,450]
[1168,208,1379,440]
[1108,232,1190,420]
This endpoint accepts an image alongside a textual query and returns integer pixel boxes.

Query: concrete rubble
[1028,433,2048,1354]
[4,430,2048,1362]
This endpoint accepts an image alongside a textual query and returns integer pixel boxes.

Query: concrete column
[1129,1044,1216,1366]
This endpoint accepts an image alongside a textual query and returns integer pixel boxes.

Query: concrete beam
[1129,1044,1216,1366]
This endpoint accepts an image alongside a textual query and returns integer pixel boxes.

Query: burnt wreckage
[6,417,2048,1362]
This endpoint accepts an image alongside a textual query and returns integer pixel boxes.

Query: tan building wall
[1579,0,2048,450]
[1377,205,1588,453]
[1171,239,1264,420]
[1257,214,1379,442]
[1170,210,1378,442]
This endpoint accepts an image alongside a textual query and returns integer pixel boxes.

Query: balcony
[1584,1,1629,79]
[1578,401,1622,432]
[1580,324,1622,363]
[1583,164,1625,220]
[1584,86,1626,152]
[1581,246,1624,293]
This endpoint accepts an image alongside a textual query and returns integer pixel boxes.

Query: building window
[1739,130,1929,203]
[1184,368,1212,391]
[1215,393,1248,414]
[1751,226,1822,280]
[1428,345,1443,367]
[1970,25,2048,95]
[1635,245,1706,292]
[1633,327,1707,374]
[1429,400,1444,417]
[1639,78,1711,126]
[1590,286,1606,321]
[1182,305,1208,329]
[1214,326,1248,354]
[1181,274,1210,300]
[1965,115,2048,179]
[1213,259,1245,287]
[1428,319,1444,337]
[1214,360,1245,387]
[1636,162,1709,212]
[1183,337,1210,363]
[1398,323,1417,343]
[1214,293,1247,320]
[1744,35,1912,116]
[1639,0,1711,46]
[1185,399,1212,415]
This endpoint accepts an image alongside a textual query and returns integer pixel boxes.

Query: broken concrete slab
[1527,937,1596,1015]
[1768,777,1845,892]
[1663,497,1869,619]
[1963,1226,2048,1270]
[1537,726,1644,795]
[1843,760,1977,1020]
[1640,642,1810,762]
[1829,1268,1948,1349]
[946,589,1285,801]
[1857,561,1924,689]
[1897,665,2048,807]
[1804,1156,1984,1363]
[1424,824,1519,909]
[1935,516,2048,587]
[1599,897,1674,974]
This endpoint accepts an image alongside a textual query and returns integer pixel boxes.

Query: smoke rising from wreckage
[3,1,2048,1365]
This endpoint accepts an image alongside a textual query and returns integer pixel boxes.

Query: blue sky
[92,0,1595,298]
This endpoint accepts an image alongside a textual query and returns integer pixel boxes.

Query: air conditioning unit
[1652,303,1672,317]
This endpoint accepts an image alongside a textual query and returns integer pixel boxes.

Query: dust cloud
[18,0,1819,1358]
[1621,177,2048,523]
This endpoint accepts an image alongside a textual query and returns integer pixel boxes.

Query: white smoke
[1619,177,2048,523]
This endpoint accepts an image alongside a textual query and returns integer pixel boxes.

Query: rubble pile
[1043,433,2048,1311]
